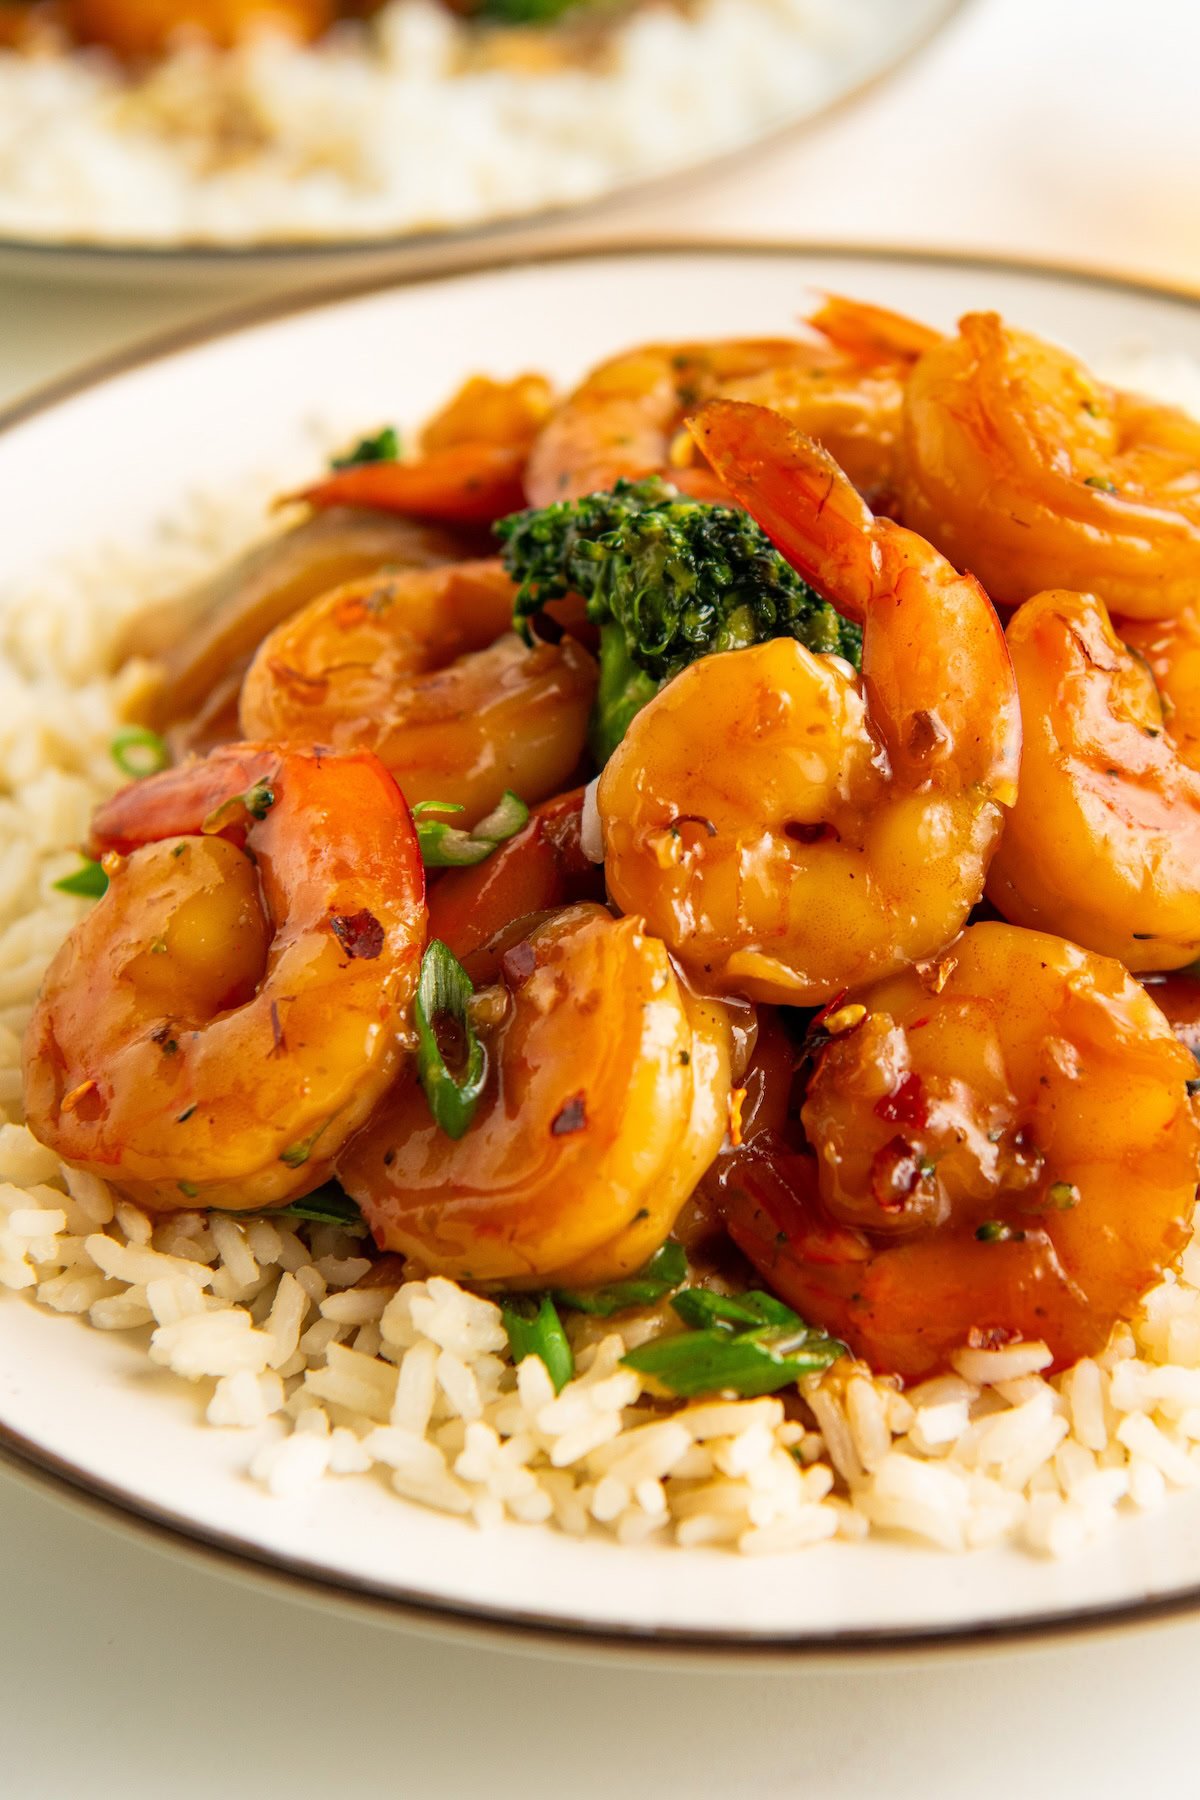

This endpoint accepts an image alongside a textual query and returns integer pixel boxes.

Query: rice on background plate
[2,345,1200,1566]
[0,0,925,247]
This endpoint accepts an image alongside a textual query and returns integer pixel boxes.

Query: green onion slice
[110,726,170,779]
[54,858,109,899]
[670,1287,800,1332]
[414,938,488,1139]
[413,791,530,869]
[500,1293,574,1394]
[330,425,401,470]
[226,1183,369,1234]
[553,1240,687,1316]
[622,1325,843,1399]
[621,1286,844,1398]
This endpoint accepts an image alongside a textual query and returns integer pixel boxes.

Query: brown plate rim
[4,235,1200,1661]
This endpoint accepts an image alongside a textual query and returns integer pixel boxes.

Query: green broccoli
[497,476,862,763]
[470,0,601,22]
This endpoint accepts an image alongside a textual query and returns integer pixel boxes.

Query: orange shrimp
[598,400,1021,1005]
[238,560,596,826]
[1121,601,1200,773]
[986,590,1200,971]
[524,298,933,509]
[24,743,426,1213]
[338,904,734,1287]
[902,312,1200,618]
[719,924,1200,1380]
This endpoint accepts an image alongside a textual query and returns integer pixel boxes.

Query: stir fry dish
[19,295,1200,1456]
[14,295,1200,1562]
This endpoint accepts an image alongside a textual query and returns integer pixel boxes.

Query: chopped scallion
[53,858,108,899]
[621,1286,844,1398]
[500,1293,574,1394]
[552,1240,687,1316]
[413,791,529,869]
[414,938,488,1139]
[330,425,401,470]
[110,726,170,779]
[227,1183,368,1233]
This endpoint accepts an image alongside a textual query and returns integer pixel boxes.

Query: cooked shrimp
[1121,601,1200,772]
[24,743,426,1213]
[426,788,604,982]
[718,923,1200,1380]
[524,298,932,508]
[419,372,557,456]
[986,590,1200,971]
[1144,965,1200,1059]
[902,312,1200,618]
[239,560,597,826]
[598,400,1021,1006]
[295,372,556,524]
[338,903,734,1287]
[715,296,939,509]
[67,0,331,55]
[125,509,466,746]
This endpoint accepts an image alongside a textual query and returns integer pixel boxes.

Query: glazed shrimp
[338,903,734,1287]
[67,0,332,55]
[125,510,466,751]
[24,743,426,1213]
[1121,601,1200,772]
[239,559,597,826]
[598,400,1021,1006]
[985,590,1200,971]
[714,296,939,508]
[523,299,931,509]
[902,312,1200,618]
[719,923,1200,1380]
[296,373,555,526]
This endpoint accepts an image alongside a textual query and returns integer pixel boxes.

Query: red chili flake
[869,1135,926,1212]
[501,941,537,987]
[785,821,839,845]
[330,909,384,960]
[551,1094,588,1137]
[874,1071,928,1129]
[967,1325,1017,1350]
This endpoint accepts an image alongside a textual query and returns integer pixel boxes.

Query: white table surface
[3,0,1200,1791]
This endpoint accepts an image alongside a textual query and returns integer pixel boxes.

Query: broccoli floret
[497,476,862,763]
[469,0,598,22]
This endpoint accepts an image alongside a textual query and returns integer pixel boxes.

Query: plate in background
[0,0,961,282]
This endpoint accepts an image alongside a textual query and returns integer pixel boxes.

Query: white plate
[0,0,958,283]
[4,243,1200,1658]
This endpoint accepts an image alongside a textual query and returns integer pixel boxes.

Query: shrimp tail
[806,294,942,365]
[289,442,529,525]
[687,399,882,622]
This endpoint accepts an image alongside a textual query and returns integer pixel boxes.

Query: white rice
[2,342,1200,1559]
[0,0,889,247]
